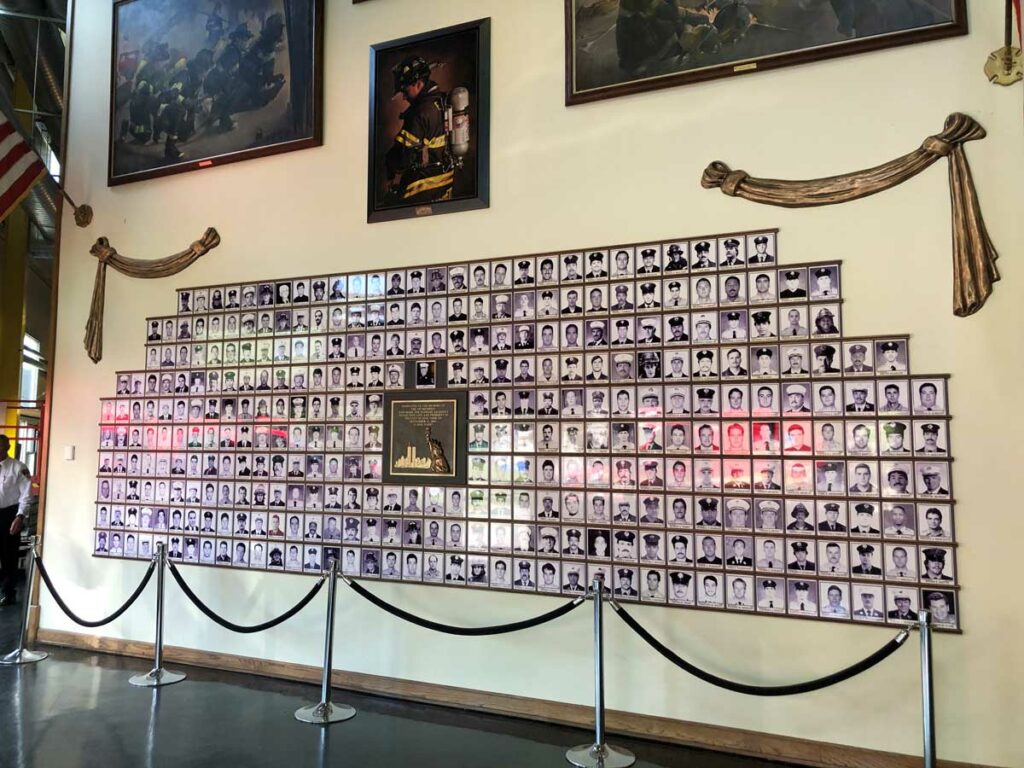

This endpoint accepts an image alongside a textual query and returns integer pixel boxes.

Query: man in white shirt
[1,435,32,605]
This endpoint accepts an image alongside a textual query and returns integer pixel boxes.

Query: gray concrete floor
[0,588,798,768]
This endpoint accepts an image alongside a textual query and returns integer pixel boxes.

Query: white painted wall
[42,2,1022,765]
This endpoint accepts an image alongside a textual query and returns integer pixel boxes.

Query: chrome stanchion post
[918,609,936,768]
[566,575,635,768]
[0,536,47,665]
[295,559,355,724]
[130,542,185,687]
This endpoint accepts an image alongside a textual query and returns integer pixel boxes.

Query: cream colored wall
[41,2,1022,765]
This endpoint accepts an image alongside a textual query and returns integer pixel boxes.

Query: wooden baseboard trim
[36,628,989,768]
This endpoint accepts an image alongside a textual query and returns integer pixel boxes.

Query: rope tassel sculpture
[85,228,222,363]
[701,113,1000,318]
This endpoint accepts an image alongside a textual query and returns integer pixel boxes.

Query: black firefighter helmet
[392,55,431,93]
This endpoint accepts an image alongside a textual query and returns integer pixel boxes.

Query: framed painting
[368,18,490,223]
[109,0,324,185]
[565,0,967,105]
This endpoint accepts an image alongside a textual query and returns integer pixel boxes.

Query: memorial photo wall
[91,229,960,630]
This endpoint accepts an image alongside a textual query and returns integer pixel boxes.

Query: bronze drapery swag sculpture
[701,113,999,317]
[85,228,222,363]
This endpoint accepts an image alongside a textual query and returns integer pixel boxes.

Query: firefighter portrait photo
[109,0,323,184]
[368,19,490,222]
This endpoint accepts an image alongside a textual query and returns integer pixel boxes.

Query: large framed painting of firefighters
[108,0,325,186]
[565,0,967,105]
[367,18,491,223]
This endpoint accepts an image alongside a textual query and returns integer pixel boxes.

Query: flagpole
[1008,0,1014,53]
[986,0,1023,86]
[1018,0,1024,127]
[56,185,92,228]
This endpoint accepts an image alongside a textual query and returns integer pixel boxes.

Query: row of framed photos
[99,421,950,469]
[95,454,953,499]
[89,530,959,630]
[91,519,956,583]
[100,381,947,427]
[148,299,854,349]
[95,419,951,465]
[160,277,842,343]
[139,311,863,371]
[96,499,950,548]
[101,376,944,422]
[172,235,803,313]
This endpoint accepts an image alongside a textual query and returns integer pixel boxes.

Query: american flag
[0,113,46,225]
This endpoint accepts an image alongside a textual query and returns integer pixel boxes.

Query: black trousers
[0,505,19,597]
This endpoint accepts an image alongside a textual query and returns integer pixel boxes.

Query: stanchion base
[294,701,357,725]
[566,742,636,768]
[129,668,186,687]
[0,648,48,666]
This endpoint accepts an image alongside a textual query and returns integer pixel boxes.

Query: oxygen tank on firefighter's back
[449,86,470,158]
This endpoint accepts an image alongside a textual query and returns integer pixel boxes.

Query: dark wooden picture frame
[108,0,325,186]
[565,0,968,105]
[367,18,490,223]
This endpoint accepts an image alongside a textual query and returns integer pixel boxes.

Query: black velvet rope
[167,561,326,634]
[36,556,156,628]
[344,577,586,636]
[612,601,910,697]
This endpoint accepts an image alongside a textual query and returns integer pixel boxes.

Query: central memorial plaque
[383,392,467,485]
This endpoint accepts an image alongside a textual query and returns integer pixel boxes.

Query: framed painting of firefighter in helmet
[565,0,966,105]
[368,18,491,223]
[108,0,324,186]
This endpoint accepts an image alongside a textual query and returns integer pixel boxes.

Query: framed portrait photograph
[109,0,325,185]
[565,1,967,105]
[368,18,491,222]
